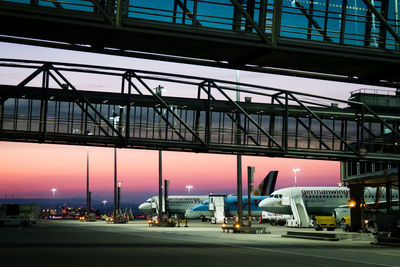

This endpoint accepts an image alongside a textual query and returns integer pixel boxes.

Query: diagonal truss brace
[48,66,124,139]
[197,81,260,146]
[210,81,284,150]
[362,0,400,46]
[1,64,123,139]
[272,94,331,150]
[358,102,400,139]
[288,92,359,155]
[295,1,333,42]
[174,0,202,26]
[129,72,207,148]
[229,0,269,43]
[123,73,187,142]
[89,0,116,26]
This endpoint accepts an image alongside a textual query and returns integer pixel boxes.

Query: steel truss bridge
[1,59,399,162]
[0,0,400,87]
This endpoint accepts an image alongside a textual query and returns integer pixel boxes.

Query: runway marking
[148,233,398,267]
[228,244,398,267]
[86,223,397,267]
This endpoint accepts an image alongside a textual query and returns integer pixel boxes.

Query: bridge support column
[349,184,364,232]
[247,166,255,227]
[158,150,163,221]
[237,154,243,226]
[113,147,118,222]
[398,165,400,213]
[164,179,170,217]
[386,183,392,214]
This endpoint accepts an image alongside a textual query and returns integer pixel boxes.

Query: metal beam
[175,0,202,26]
[123,76,188,142]
[362,0,400,46]
[295,1,333,43]
[211,81,283,150]
[288,92,359,155]
[131,72,207,148]
[272,0,282,46]
[89,0,116,26]
[49,66,124,139]
[198,83,260,146]
[229,0,269,43]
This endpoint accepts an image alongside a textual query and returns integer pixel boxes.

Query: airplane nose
[139,203,149,211]
[258,198,271,210]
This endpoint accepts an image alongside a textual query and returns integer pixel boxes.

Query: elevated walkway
[1,59,400,162]
[0,0,400,86]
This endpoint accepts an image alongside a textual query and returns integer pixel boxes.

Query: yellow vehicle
[314,216,337,231]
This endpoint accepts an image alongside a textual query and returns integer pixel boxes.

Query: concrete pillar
[158,150,163,221]
[386,183,392,214]
[237,155,243,226]
[164,180,170,217]
[349,184,363,232]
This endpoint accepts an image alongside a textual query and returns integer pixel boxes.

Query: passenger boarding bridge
[0,0,400,87]
[0,59,399,163]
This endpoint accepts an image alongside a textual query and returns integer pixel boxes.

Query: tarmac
[0,220,399,267]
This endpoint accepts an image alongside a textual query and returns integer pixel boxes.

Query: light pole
[236,70,243,227]
[292,168,300,187]
[86,145,91,219]
[118,180,122,214]
[110,112,120,222]
[185,185,193,194]
[86,130,93,220]
[51,188,57,208]
[102,200,108,207]
[155,85,164,222]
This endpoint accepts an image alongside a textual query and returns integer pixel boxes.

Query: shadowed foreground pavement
[0,220,398,267]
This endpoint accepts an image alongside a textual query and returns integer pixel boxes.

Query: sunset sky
[0,42,390,203]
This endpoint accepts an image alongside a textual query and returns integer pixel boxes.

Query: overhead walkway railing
[0,58,399,162]
[1,0,400,87]
[3,0,399,49]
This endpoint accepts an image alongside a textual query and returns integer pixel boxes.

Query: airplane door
[209,197,214,211]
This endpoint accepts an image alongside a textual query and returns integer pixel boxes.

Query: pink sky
[0,42,390,203]
[0,141,340,202]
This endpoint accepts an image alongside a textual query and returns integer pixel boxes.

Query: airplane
[258,186,399,217]
[139,195,208,219]
[192,171,279,218]
[139,171,278,219]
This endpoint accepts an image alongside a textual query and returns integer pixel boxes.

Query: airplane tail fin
[252,171,278,196]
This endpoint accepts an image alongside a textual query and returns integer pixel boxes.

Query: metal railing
[3,0,399,50]
[0,58,399,161]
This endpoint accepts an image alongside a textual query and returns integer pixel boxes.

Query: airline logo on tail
[252,171,278,196]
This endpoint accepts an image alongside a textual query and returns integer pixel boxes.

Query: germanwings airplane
[192,171,279,218]
[259,186,399,216]
[138,171,278,219]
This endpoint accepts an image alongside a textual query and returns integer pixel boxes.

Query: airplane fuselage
[192,195,267,217]
[259,186,399,216]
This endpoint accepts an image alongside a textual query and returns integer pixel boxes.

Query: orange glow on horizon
[0,142,340,201]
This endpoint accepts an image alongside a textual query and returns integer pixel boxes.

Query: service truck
[260,211,292,225]
[0,204,40,226]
